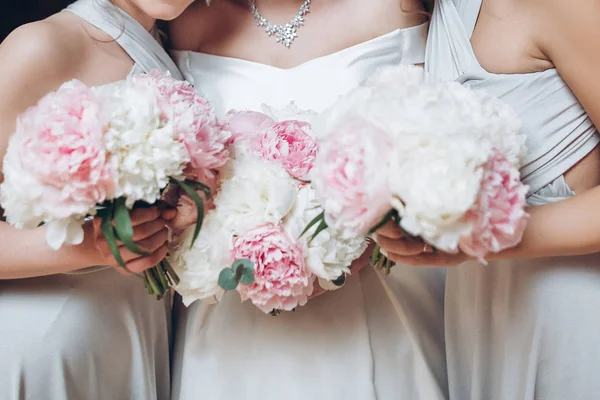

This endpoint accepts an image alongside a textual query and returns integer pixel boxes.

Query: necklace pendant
[249,0,311,49]
[275,24,298,48]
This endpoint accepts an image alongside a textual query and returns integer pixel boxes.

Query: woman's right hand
[91,207,176,274]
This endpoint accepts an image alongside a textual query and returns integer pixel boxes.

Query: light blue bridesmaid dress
[0,1,182,399]
[426,1,600,399]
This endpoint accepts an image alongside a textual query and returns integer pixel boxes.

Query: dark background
[1,1,434,43]
[1,0,73,42]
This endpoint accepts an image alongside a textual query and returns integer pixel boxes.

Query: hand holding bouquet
[307,65,529,268]
[0,71,231,297]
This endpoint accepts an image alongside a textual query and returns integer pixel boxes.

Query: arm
[480,0,600,261]
[0,22,171,279]
[376,0,600,266]
[0,22,97,278]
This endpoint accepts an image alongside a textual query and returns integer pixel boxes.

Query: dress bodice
[172,23,428,115]
[65,0,183,80]
[426,0,598,195]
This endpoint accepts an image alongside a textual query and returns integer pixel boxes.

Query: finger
[160,208,177,221]
[386,251,460,267]
[129,207,160,226]
[113,228,169,263]
[375,234,425,256]
[126,243,169,273]
[128,227,169,255]
[376,221,404,239]
[130,218,169,241]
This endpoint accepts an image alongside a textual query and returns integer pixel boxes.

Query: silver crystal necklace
[248,0,311,48]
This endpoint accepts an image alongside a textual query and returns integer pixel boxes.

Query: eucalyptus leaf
[114,197,148,256]
[218,268,239,291]
[232,258,254,272]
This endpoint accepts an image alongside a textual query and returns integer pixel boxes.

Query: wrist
[72,220,105,268]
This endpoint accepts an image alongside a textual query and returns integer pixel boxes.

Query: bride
[168,1,447,399]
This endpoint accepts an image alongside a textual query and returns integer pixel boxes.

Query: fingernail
[380,248,388,257]
[371,233,378,241]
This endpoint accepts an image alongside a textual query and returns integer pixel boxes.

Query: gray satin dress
[0,1,182,399]
[426,1,600,399]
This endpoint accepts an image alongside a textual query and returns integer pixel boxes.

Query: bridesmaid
[377,0,600,398]
[0,0,193,399]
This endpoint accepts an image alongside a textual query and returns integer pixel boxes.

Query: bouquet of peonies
[0,71,231,297]
[307,64,529,268]
[168,103,368,314]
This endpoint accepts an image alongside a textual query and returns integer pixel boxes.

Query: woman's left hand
[374,221,469,267]
[168,169,220,234]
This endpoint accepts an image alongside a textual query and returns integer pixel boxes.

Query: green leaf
[368,209,397,234]
[369,244,382,266]
[218,268,239,291]
[172,178,205,248]
[184,179,212,200]
[309,218,329,243]
[114,197,148,256]
[300,211,324,239]
[161,258,180,286]
[143,269,162,297]
[233,259,255,285]
[153,264,169,293]
[99,204,126,269]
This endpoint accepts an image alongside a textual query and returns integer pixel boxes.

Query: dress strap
[65,0,183,80]
[425,0,483,80]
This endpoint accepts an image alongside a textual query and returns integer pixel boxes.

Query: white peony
[285,185,368,283]
[0,134,46,230]
[0,135,90,250]
[95,80,190,207]
[216,156,297,235]
[168,211,233,305]
[316,67,523,166]
[362,64,427,89]
[261,102,318,124]
[390,134,489,252]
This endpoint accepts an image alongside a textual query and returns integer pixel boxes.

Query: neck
[110,0,156,31]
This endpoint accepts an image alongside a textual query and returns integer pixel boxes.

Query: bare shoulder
[532,0,600,126]
[0,14,90,144]
[535,0,600,52]
[168,2,211,51]
[0,15,87,79]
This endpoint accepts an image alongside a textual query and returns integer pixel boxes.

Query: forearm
[0,221,97,279]
[488,186,600,261]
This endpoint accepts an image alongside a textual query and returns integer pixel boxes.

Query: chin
[141,1,194,21]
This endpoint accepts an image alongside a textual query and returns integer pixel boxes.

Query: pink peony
[15,80,114,219]
[133,71,231,170]
[233,223,315,313]
[226,110,275,142]
[311,118,394,238]
[459,148,529,263]
[254,120,318,179]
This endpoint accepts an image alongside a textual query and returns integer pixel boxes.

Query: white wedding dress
[171,22,448,400]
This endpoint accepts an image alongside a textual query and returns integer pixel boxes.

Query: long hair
[0,0,74,42]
